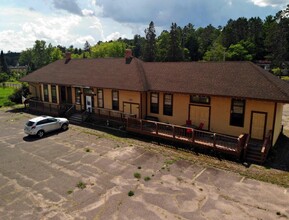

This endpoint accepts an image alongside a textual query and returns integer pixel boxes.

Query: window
[190,95,210,104]
[75,87,81,104]
[51,85,57,103]
[112,90,119,110]
[97,89,104,108]
[43,84,49,102]
[230,99,245,127]
[150,93,159,114]
[163,94,173,116]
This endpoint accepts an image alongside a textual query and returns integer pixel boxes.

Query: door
[85,96,92,112]
[250,112,267,140]
[124,102,139,118]
[60,86,66,103]
[189,105,210,130]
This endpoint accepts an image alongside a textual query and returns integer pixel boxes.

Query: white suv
[24,116,69,138]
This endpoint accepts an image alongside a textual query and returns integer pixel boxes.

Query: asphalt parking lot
[0,109,289,220]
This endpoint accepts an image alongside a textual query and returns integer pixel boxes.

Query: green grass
[0,87,15,107]
[281,76,289,81]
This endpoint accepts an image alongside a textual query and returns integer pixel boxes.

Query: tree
[264,16,287,66]
[90,41,127,58]
[132,35,144,58]
[221,18,249,48]
[203,42,226,61]
[0,50,9,73]
[50,47,63,62]
[143,21,156,62]
[156,31,170,61]
[32,40,50,69]
[183,23,199,61]
[196,24,220,59]
[167,23,183,61]
[226,42,253,61]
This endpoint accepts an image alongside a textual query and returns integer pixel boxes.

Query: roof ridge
[135,58,148,91]
[250,62,289,100]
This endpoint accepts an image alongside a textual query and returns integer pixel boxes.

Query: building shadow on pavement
[264,133,289,171]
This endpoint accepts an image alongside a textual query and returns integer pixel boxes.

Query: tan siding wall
[141,92,147,118]
[28,83,41,98]
[103,89,112,109]
[210,97,275,137]
[119,90,140,112]
[147,92,189,125]
[273,103,283,145]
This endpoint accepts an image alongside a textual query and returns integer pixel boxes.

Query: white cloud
[105,32,126,41]
[0,7,103,52]
[82,9,95,16]
[250,0,287,7]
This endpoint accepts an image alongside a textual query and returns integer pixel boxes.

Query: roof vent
[125,49,133,64]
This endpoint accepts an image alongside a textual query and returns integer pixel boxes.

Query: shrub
[134,172,141,179]
[8,84,29,104]
[128,191,134,196]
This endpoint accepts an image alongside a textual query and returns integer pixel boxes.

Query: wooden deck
[126,118,249,159]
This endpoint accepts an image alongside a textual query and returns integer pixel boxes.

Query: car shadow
[23,128,69,142]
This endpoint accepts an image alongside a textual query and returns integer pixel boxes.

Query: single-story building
[20,50,289,163]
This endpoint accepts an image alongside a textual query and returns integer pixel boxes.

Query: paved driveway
[0,109,289,219]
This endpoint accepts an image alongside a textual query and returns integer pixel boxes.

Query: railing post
[172,126,175,138]
[213,133,216,148]
[140,119,143,130]
[156,123,158,135]
[191,129,195,143]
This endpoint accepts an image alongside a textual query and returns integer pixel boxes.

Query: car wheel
[37,130,45,138]
[61,123,68,131]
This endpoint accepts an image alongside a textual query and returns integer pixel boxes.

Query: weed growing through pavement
[76,181,86,189]
[144,176,151,181]
[128,191,134,196]
[134,172,141,179]
[67,190,73,194]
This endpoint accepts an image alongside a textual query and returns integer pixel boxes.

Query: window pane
[190,95,210,104]
[51,85,57,103]
[75,88,81,104]
[230,99,245,127]
[150,93,159,114]
[97,89,103,108]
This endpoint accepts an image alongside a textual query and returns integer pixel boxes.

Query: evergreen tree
[143,21,156,62]
[0,50,9,73]
[167,23,183,61]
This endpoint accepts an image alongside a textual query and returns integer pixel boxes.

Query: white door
[86,96,92,112]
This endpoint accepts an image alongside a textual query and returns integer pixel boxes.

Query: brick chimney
[65,52,71,64]
[125,49,133,64]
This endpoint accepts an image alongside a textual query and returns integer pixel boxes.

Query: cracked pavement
[0,109,289,219]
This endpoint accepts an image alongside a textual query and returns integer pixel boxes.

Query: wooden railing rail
[28,100,61,116]
[260,130,272,163]
[93,107,136,122]
[64,104,75,118]
[126,117,245,157]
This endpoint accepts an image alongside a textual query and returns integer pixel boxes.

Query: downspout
[271,102,277,146]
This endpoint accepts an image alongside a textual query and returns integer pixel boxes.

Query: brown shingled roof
[20,58,289,102]
[20,58,146,91]
[143,61,289,102]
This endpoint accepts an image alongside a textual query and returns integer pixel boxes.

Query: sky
[0,0,288,53]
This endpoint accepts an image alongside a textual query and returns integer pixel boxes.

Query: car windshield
[26,121,35,126]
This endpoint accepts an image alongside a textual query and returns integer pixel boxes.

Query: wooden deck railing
[28,100,62,116]
[91,107,137,122]
[260,130,272,163]
[127,118,247,158]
